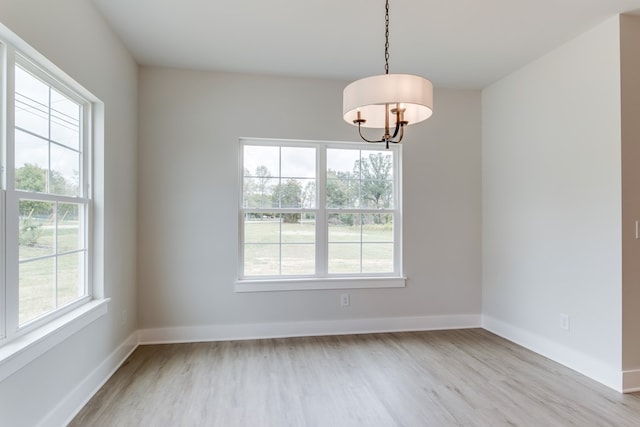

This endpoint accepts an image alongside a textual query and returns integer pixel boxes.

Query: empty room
[1,0,640,425]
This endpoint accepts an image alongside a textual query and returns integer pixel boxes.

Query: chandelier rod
[384,0,390,75]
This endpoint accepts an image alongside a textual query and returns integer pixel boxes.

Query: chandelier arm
[357,122,385,144]
[389,119,402,140]
[395,123,405,143]
[387,123,406,145]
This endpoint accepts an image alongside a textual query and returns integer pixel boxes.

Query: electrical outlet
[340,293,350,307]
[560,313,570,331]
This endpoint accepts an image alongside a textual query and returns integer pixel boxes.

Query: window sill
[0,298,110,382]
[235,276,406,292]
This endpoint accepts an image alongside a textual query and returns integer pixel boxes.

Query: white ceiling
[91,0,640,89]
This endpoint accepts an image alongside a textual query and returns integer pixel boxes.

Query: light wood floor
[70,329,640,426]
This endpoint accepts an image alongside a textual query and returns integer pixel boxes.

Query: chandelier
[342,0,433,149]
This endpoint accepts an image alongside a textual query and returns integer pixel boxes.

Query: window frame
[236,137,406,292]
[0,27,101,352]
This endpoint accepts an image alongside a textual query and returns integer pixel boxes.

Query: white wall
[482,16,623,388]
[137,67,482,337]
[0,0,138,425]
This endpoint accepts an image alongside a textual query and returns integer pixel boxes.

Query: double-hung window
[0,36,94,348]
[238,138,404,291]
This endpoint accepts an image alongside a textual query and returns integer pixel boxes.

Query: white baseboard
[482,315,623,392]
[37,331,139,427]
[139,314,482,344]
[623,369,640,392]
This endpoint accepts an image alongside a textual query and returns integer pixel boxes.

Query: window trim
[7,54,91,335]
[0,298,109,383]
[237,137,405,291]
[0,21,105,362]
[235,276,406,292]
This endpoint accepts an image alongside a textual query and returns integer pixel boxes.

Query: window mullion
[0,190,5,340]
[53,201,58,309]
[4,46,15,190]
[47,86,51,193]
[3,47,16,339]
[278,212,282,276]
[359,213,364,273]
[11,191,89,204]
[82,102,90,199]
[5,191,19,338]
[277,147,282,275]
[317,144,327,277]
[394,145,402,275]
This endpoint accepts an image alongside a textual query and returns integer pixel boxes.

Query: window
[0,36,96,347]
[238,138,404,291]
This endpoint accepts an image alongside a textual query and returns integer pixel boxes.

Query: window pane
[328,213,359,242]
[19,200,55,260]
[327,149,360,209]
[328,148,359,175]
[58,203,82,252]
[328,243,360,274]
[243,214,316,277]
[57,252,85,307]
[362,214,393,242]
[15,66,49,138]
[282,244,315,275]
[14,66,83,198]
[281,215,315,243]
[19,257,55,325]
[243,177,276,208]
[301,180,316,208]
[15,131,48,191]
[244,244,279,276]
[360,151,393,177]
[327,176,358,208]
[244,214,280,243]
[274,178,312,208]
[244,145,317,209]
[51,144,80,196]
[244,146,279,179]
[358,151,394,208]
[281,146,315,178]
[360,180,393,208]
[327,213,395,274]
[50,88,80,150]
[362,243,393,273]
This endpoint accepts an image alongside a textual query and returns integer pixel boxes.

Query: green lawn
[244,219,394,276]
[18,219,85,325]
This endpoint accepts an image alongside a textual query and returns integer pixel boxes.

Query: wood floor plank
[69,329,640,427]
